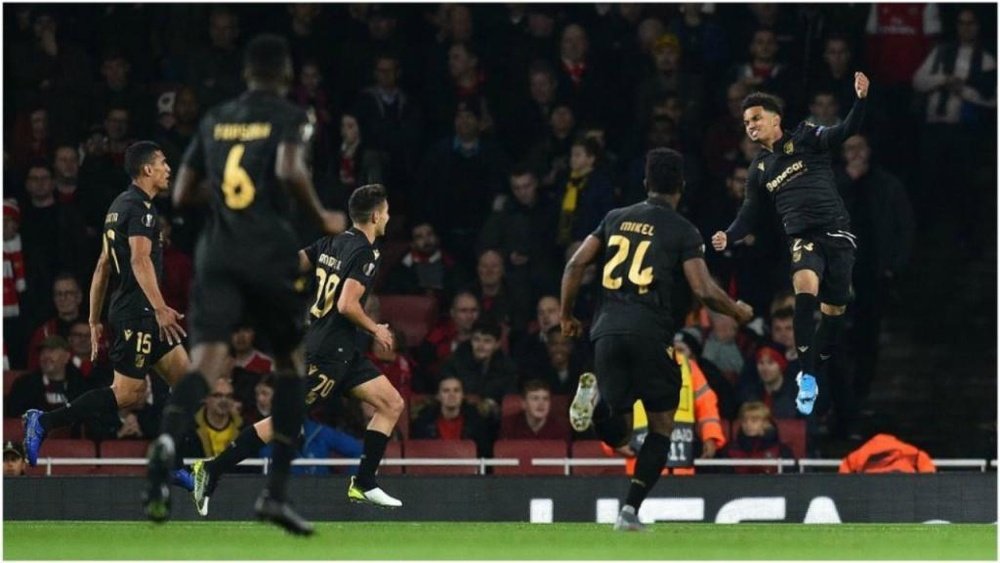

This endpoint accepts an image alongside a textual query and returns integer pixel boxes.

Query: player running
[190,185,404,516]
[712,72,869,415]
[561,148,753,531]
[145,34,344,535]
[22,142,193,491]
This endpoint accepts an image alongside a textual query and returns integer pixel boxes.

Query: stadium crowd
[3,4,996,466]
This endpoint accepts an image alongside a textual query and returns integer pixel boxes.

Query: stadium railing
[28,457,998,476]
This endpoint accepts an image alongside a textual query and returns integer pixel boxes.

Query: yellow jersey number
[602,234,654,294]
[309,268,342,319]
[222,144,256,209]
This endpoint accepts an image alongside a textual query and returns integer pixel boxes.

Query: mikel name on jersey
[618,221,656,236]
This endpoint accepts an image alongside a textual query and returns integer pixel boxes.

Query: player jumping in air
[712,72,870,415]
[561,148,753,531]
[190,185,404,516]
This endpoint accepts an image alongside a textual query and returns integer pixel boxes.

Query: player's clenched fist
[561,316,582,338]
[711,231,728,251]
[855,72,870,99]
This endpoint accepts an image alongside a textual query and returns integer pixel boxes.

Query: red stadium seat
[380,440,404,475]
[550,396,569,420]
[98,439,151,476]
[776,419,806,459]
[570,440,626,476]
[403,439,478,475]
[493,439,567,476]
[4,417,24,443]
[395,403,409,443]
[379,295,439,347]
[3,370,25,397]
[26,439,97,476]
[501,394,523,418]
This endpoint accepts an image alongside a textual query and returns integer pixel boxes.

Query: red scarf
[563,60,587,85]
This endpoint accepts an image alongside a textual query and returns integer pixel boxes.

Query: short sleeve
[126,205,157,240]
[345,247,377,284]
[181,123,206,174]
[589,215,608,242]
[301,238,323,267]
[278,106,312,145]
[679,223,706,262]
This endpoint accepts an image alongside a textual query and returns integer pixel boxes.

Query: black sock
[794,293,819,373]
[356,430,390,490]
[160,372,209,445]
[813,313,845,366]
[39,386,117,432]
[266,374,304,502]
[625,432,671,511]
[206,426,266,476]
[593,401,630,449]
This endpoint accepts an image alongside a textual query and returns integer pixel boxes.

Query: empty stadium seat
[379,295,439,347]
[3,370,25,397]
[4,417,24,443]
[776,419,806,459]
[98,439,151,476]
[26,439,97,476]
[493,439,567,476]
[403,439,478,475]
[570,440,626,476]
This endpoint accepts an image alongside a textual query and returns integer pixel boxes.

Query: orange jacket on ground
[838,433,936,474]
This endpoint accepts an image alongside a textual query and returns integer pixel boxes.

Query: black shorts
[788,230,857,306]
[304,351,382,407]
[189,239,308,356]
[109,316,180,379]
[594,333,681,415]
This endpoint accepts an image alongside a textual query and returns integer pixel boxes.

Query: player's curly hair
[645,147,684,195]
[741,92,784,116]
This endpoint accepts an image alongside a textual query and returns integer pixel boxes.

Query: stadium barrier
[25,456,997,476]
[6,473,995,523]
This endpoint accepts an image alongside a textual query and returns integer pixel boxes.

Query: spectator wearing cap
[3,200,28,368]
[740,342,798,419]
[25,274,87,371]
[3,442,27,477]
[500,379,571,441]
[635,33,705,127]
[6,335,88,417]
[417,100,509,265]
[674,328,739,421]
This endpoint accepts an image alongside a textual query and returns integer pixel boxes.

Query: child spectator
[722,401,793,474]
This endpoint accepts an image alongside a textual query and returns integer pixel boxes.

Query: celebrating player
[561,148,753,531]
[711,72,870,415]
[190,185,404,516]
[146,34,345,534]
[22,142,192,491]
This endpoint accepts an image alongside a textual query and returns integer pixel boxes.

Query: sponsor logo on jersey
[766,160,807,192]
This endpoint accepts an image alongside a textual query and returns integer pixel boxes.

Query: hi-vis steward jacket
[838,433,936,474]
[607,352,727,476]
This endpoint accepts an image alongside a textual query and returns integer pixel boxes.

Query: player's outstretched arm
[129,236,186,345]
[88,247,112,361]
[682,257,754,324]
[560,235,602,338]
[337,278,393,350]
[817,72,869,150]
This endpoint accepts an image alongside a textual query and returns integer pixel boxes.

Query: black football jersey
[103,185,162,322]
[181,90,311,252]
[589,198,705,344]
[302,228,381,362]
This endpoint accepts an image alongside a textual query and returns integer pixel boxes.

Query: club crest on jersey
[784,141,794,154]
[757,161,765,172]
[142,213,155,228]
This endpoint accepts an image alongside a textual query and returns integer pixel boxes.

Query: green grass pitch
[3,521,996,560]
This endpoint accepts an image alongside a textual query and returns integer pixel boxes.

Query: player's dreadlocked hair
[645,147,684,195]
[348,184,388,224]
[244,34,291,84]
[741,92,784,116]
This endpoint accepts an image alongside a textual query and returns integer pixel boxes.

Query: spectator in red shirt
[231,322,274,375]
[416,290,479,386]
[242,373,274,427]
[499,379,571,441]
[367,326,414,401]
[411,375,491,456]
[6,336,87,417]
[26,274,86,371]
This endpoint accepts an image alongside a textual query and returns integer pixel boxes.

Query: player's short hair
[741,92,784,116]
[645,147,684,195]
[348,184,388,224]
[244,34,291,83]
[521,378,551,396]
[471,320,502,341]
[124,141,162,179]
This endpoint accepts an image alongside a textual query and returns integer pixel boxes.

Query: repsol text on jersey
[213,123,272,141]
[619,221,656,236]
[318,253,341,270]
[765,160,807,192]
